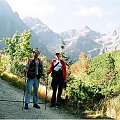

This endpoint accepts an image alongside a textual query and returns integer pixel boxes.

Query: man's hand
[41,74,45,79]
[42,74,45,77]
[47,70,50,75]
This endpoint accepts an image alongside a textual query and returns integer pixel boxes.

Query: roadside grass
[0,71,51,101]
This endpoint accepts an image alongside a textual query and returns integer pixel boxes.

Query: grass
[0,71,52,101]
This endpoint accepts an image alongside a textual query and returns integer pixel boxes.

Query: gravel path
[0,78,78,119]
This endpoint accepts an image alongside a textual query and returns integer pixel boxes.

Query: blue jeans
[25,77,40,104]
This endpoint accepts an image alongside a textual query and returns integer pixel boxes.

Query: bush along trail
[1,30,119,119]
[0,78,78,119]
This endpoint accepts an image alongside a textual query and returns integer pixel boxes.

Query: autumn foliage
[70,52,89,76]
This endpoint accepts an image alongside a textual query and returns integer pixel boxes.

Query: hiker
[24,49,44,109]
[48,52,67,107]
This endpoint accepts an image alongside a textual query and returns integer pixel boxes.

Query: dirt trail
[0,78,78,119]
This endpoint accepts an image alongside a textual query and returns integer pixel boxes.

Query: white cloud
[7,0,56,19]
[105,22,117,28]
[105,8,118,16]
[5,0,120,34]
[75,6,104,17]
[75,6,117,18]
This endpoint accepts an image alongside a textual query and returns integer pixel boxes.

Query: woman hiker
[48,52,67,107]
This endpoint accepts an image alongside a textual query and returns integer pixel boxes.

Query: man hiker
[48,52,67,107]
[24,49,44,109]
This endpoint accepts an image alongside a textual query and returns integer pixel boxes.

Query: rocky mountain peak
[83,25,91,30]
[23,17,44,28]
[0,0,13,16]
[23,17,51,33]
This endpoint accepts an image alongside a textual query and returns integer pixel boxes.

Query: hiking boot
[33,104,40,109]
[50,102,56,108]
[24,104,29,109]
[50,104,55,107]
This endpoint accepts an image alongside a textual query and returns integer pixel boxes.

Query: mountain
[0,0,27,38]
[0,0,52,58]
[96,28,120,54]
[1,1,120,61]
[60,26,103,60]
[23,18,106,61]
[23,17,62,53]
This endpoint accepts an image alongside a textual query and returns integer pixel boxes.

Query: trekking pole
[45,74,48,110]
[22,73,27,111]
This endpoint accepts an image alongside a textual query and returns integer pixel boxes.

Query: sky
[6,0,120,34]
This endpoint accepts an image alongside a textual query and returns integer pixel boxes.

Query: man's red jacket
[48,59,67,82]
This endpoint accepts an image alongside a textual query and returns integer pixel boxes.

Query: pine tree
[61,40,72,67]
[104,53,116,81]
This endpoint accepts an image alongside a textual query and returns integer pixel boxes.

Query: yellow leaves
[1,72,18,81]
[70,51,89,76]
[38,84,52,101]
[70,62,81,76]
[80,52,89,73]
[0,53,10,72]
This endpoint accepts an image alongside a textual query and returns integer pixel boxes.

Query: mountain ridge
[0,0,120,61]
[0,1,52,58]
